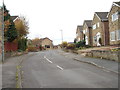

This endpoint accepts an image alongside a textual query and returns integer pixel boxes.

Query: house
[92,12,109,46]
[76,25,84,42]
[40,37,53,49]
[107,2,120,45]
[83,20,92,46]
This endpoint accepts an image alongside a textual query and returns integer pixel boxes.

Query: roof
[76,25,83,33]
[95,12,108,21]
[11,16,18,21]
[40,37,53,42]
[77,25,83,30]
[84,20,92,28]
[114,2,120,6]
[107,2,120,17]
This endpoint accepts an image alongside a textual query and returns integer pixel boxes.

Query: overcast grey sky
[0,0,117,45]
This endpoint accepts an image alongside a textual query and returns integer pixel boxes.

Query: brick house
[76,25,84,42]
[107,2,120,45]
[40,37,53,49]
[92,12,109,46]
[83,20,92,46]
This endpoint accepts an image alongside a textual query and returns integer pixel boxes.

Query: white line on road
[44,56,53,63]
[56,65,64,70]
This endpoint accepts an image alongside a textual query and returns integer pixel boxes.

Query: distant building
[40,37,53,49]
[76,25,84,42]
[92,12,109,46]
[107,2,120,45]
[83,20,92,46]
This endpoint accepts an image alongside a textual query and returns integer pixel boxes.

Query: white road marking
[56,65,64,70]
[44,56,53,63]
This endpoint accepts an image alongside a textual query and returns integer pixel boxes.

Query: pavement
[58,49,119,74]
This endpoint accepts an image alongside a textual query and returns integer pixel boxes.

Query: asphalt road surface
[21,49,118,88]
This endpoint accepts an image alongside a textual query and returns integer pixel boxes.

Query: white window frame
[110,31,116,41]
[93,24,96,30]
[112,12,118,22]
[116,30,120,40]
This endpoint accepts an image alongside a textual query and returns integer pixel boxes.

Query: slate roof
[114,2,120,6]
[40,37,53,42]
[84,20,92,28]
[95,12,108,21]
[11,16,18,21]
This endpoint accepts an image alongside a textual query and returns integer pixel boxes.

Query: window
[93,24,96,30]
[83,30,85,34]
[94,36,97,42]
[86,28,87,33]
[112,12,118,21]
[110,31,115,41]
[116,30,120,40]
[97,22,99,27]
[76,33,78,37]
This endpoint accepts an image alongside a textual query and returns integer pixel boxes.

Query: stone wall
[87,50,120,62]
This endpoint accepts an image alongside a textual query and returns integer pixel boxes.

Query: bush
[61,41,68,48]
[75,40,86,48]
[27,46,37,52]
[18,38,27,51]
[66,43,75,50]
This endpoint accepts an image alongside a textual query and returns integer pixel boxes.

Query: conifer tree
[3,4,18,42]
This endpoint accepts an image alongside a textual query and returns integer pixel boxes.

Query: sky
[0,0,117,45]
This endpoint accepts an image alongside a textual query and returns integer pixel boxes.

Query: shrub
[61,41,68,48]
[27,46,37,52]
[75,40,86,48]
[66,43,75,50]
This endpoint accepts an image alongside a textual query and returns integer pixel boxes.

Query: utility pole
[60,30,63,43]
[1,0,4,62]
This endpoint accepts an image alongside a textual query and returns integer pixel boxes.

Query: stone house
[92,12,109,46]
[76,25,84,42]
[83,20,92,46]
[107,2,120,45]
[40,37,53,49]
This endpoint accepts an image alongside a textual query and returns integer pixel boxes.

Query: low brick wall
[87,50,120,62]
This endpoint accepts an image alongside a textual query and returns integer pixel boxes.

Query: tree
[4,4,18,42]
[15,16,29,39]
[61,41,68,48]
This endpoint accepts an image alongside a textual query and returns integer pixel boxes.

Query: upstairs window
[93,24,96,30]
[86,28,88,33]
[112,12,118,22]
[97,22,99,27]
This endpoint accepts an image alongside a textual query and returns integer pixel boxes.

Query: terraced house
[76,25,84,42]
[83,20,92,46]
[92,12,109,46]
[107,2,120,45]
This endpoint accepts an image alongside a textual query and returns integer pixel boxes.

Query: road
[20,49,118,88]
